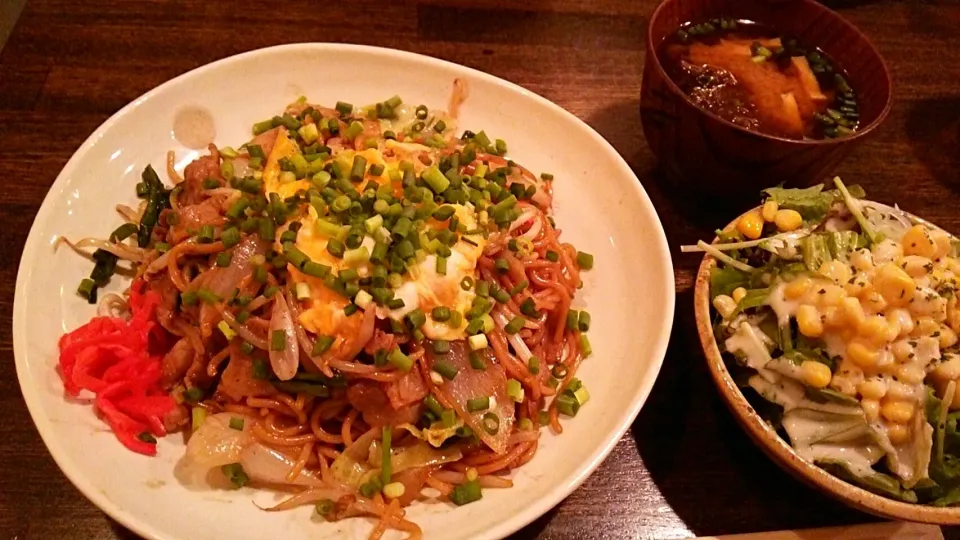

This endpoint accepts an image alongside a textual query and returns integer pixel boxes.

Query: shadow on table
[905,96,960,190]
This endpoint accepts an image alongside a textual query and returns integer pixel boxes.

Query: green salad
[688,177,960,505]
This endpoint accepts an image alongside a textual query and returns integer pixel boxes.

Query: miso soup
[659,19,859,140]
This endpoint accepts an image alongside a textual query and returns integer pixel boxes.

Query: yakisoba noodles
[57,81,595,538]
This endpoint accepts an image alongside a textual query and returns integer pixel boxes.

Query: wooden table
[2,0,960,538]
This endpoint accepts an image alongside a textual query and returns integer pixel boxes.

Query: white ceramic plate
[14,44,674,540]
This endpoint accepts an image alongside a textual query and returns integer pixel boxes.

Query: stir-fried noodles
[57,81,595,538]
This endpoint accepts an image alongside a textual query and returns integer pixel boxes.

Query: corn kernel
[861,398,880,421]
[847,341,879,369]
[736,211,764,240]
[933,356,960,383]
[949,302,960,334]
[932,229,952,260]
[941,326,959,349]
[731,287,747,304]
[858,379,887,400]
[880,399,915,424]
[887,423,910,445]
[861,289,888,314]
[774,209,803,232]
[712,295,737,319]
[887,309,914,337]
[896,363,926,385]
[901,255,933,278]
[872,240,904,265]
[761,200,779,222]
[839,297,866,328]
[844,272,869,297]
[902,224,938,258]
[946,258,960,275]
[784,277,812,300]
[886,380,916,401]
[822,306,843,328]
[816,285,847,309]
[851,249,874,272]
[801,360,832,388]
[914,316,938,337]
[874,263,917,308]
[859,316,890,345]
[891,340,913,362]
[797,304,824,338]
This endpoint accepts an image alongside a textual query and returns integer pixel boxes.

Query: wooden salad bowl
[641,0,892,199]
[694,210,960,525]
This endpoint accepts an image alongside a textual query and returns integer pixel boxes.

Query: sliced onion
[201,187,239,198]
[115,204,141,223]
[239,442,324,487]
[339,306,376,362]
[97,293,129,318]
[269,293,299,381]
[183,412,256,468]
[201,236,266,298]
[228,156,254,179]
[508,207,537,233]
[220,309,269,350]
[493,309,533,362]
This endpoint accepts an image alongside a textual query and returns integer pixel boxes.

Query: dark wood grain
[2,0,960,539]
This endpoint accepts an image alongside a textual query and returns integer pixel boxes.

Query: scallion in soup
[660,18,859,140]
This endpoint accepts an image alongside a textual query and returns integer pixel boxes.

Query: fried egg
[262,129,483,352]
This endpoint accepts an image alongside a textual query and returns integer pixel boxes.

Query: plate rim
[13,42,675,540]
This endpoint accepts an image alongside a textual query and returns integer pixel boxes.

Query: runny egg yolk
[263,131,484,347]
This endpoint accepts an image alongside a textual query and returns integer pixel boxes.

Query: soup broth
[659,19,859,140]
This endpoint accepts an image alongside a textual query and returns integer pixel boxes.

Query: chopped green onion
[221,463,250,488]
[576,251,594,270]
[504,317,524,334]
[467,396,490,412]
[184,386,204,402]
[252,358,269,379]
[191,407,207,432]
[492,287,511,304]
[551,364,568,379]
[424,395,445,417]
[271,330,286,351]
[469,351,486,370]
[566,309,579,331]
[406,309,427,329]
[450,479,482,506]
[494,258,509,273]
[422,166,450,194]
[312,335,335,356]
[77,278,97,303]
[556,393,580,417]
[389,348,413,371]
[460,276,474,290]
[197,225,215,243]
[197,289,221,304]
[229,417,245,431]
[506,379,524,403]
[180,290,199,307]
[578,311,591,332]
[509,280,528,295]
[468,333,488,350]
[215,251,232,268]
[579,334,592,357]
[431,306,451,322]
[545,250,559,262]
[335,101,353,116]
[381,425,392,484]
[217,320,237,340]
[315,499,335,517]
[527,355,540,375]
[433,360,458,380]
